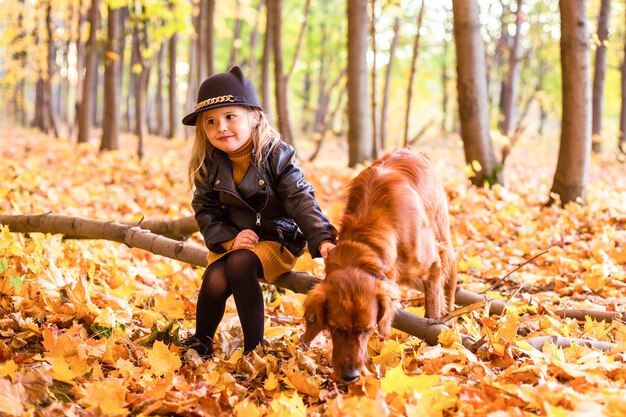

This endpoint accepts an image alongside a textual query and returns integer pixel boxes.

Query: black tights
[195,250,265,353]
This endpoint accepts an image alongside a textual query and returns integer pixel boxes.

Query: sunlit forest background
[2,0,626,161]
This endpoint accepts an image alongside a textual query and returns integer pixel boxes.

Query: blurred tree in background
[1,0,625,203]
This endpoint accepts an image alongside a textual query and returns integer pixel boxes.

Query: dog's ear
[376,280,399,337]
[301,284,327,344]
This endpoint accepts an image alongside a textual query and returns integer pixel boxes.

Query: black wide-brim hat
[182,65,262,126]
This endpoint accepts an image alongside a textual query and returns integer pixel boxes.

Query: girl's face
[201,106,257,154]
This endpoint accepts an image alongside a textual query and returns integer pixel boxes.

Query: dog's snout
[341,368,360,383]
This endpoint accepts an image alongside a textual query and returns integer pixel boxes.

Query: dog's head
[301,268,399,383]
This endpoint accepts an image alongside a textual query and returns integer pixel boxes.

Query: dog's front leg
[422,260,444,318]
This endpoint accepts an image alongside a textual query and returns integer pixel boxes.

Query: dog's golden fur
[302,149,457,383]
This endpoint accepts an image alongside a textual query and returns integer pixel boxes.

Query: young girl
[182,66,337,356]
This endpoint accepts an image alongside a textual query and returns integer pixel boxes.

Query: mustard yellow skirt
[207,239,297,283]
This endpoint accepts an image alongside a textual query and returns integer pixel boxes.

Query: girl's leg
[224,249,265,353]
[194,260,231,353]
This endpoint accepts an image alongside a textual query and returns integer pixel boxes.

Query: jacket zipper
[214,181,267,232]
[276,228,285,253]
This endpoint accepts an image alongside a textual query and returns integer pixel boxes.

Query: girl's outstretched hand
[319,241,336,260]
[232,229,259,250]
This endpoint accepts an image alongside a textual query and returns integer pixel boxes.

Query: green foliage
[91,323,126,339]
[142,320,183,347]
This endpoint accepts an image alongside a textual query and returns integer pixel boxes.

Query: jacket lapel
[238,164,267,199]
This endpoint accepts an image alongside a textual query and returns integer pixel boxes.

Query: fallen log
[1,213,617,353]
[523,336,616,352]
[1,213,466,347]
[0,213,508,312]
[555,309,626,323]
[129,216,199,241]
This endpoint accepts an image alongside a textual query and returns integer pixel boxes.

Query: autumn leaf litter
[1,128,625,416]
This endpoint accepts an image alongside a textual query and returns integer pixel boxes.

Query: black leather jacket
[192,141,337,258]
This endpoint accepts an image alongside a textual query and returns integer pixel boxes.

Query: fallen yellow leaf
[283,366,320,398]
[146,341,181,376]
[381,365,439,396]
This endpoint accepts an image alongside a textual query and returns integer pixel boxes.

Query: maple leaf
[326,391,390,417]
[372,338,404,368]
[381,364,439,395]
[283,365,320,398]
[234,398,262,417]
[0,359,17,378]
[267,392,307,417]
[264,371,279,391]
[78,378,129,416]
[146,340,181,376]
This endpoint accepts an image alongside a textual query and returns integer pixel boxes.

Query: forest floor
[1,126,625,416]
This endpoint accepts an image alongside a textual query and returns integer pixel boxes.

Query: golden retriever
[301,149,457,383]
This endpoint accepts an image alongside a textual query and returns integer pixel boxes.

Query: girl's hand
[233,229,259,250]
[319,241,336,259]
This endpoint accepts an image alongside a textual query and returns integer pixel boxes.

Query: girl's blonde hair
[187,107,281,189]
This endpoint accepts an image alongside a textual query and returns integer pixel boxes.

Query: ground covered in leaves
[1,127,625,416]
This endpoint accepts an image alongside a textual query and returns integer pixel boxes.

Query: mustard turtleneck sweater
[228,139,254,186]
[206,140,297,282]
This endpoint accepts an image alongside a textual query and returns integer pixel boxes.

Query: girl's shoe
[181,335,213,359]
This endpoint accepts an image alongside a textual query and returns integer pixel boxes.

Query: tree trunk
[228,0,242,68]
[380,16,399,149]
[347,0,372,166]
[591,0,611,154]
[286,0,311,80]
[195,0,215,76]
[246,0,264,80]
[452,0,502,186]
[33,1,58,138]
[441,6,451,135]
[77,0,99,144]
[261,0,273,112]
[100,5,121,151]
[136,67,149,160]
[310,20,330,137]
[370,0,378,158]
[135,26,151,160]
[155,43,165,137]
[308,70,346,162]
[206,0,215,75]
[185,6,199,140]
[117,7,129,132]
[93,58,103,128]
[495,6,510,131]
[126,28,139,134]
[71,0,86,140]
[197,0,208,79]
[11,1,27,127]
[549,0,592,206]
[271,0,295,145]
[168,32,178,139]
[403,1,425,147]
[45,0,59,138]
[619,8,626,156]
[501,0,523,137]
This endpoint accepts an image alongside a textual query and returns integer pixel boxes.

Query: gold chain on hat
[194,95,236,111]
